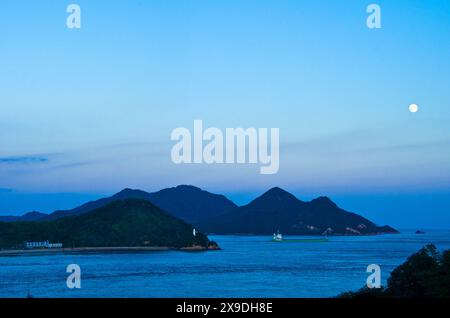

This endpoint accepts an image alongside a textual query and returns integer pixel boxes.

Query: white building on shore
[25,241,63,249]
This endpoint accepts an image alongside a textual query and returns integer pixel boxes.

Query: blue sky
[0,0,449,229]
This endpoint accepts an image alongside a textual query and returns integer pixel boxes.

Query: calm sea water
[1,230,450,298]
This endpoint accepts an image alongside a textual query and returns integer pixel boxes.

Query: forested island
[0,199,218,253]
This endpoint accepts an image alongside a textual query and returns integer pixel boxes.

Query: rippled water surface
[1,230,449,298]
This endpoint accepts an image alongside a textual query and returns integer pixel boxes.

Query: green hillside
[0,199,214,250]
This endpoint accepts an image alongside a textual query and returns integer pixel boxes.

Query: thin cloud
[50,160,99,170]
[0,156,49,164]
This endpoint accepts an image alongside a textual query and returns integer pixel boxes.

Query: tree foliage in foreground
[339,244,450,298]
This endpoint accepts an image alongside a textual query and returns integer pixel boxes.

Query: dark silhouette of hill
[42,185,237,223]
[0,211,47,223]
[197,187,398,235]
[0,186,397,236]
[0,199,214,249]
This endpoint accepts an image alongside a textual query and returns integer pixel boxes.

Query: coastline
[205,232,399,236]
[0,245,220,256]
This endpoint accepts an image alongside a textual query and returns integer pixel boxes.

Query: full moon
[409,104,419,113]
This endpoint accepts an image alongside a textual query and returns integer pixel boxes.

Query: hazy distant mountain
[0,211,47,223]
[197,187,398,236]
[42,185,237,223]
[41,188,153,221]
[0,199,214,249]
[0,216,20,223]
[147,185,238,222]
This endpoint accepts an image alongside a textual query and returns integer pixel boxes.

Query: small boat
[272,231,283,242]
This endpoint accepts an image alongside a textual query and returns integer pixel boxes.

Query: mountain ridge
[0,185,398,236]
[41,185,238,222]
[196,187,398,236]
[0,211,48,223]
